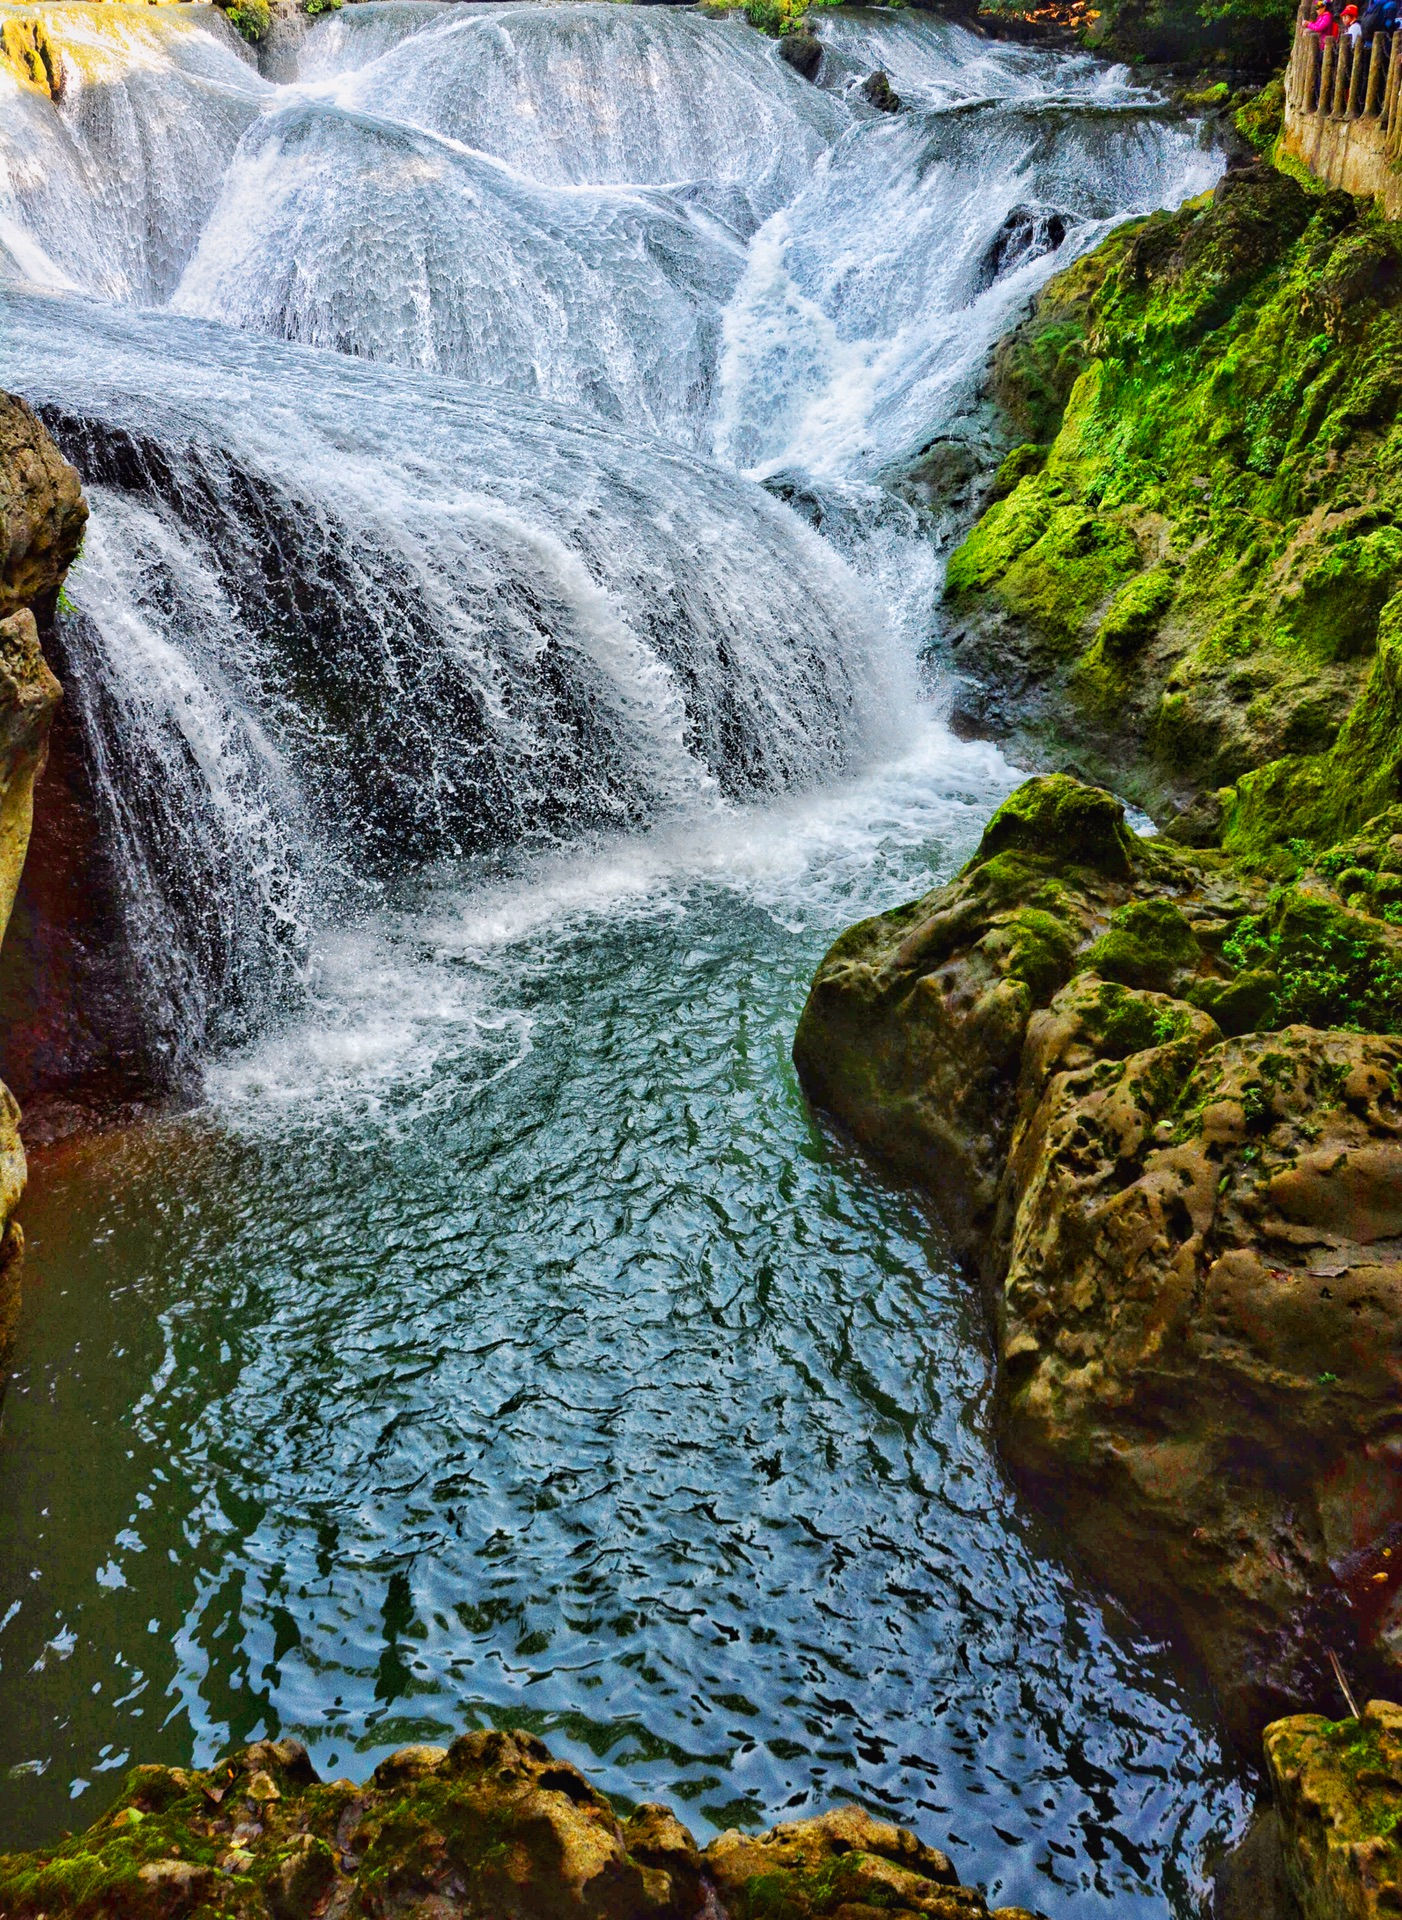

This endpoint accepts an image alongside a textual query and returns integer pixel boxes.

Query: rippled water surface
[1,733,1248,1912]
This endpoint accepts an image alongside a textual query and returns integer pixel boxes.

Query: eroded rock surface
[0,1727,1044,1920]
[0,392,83,1361]
[1,390,87,628]
[795,774,1402,1741]
[1265,1699,1402,1920]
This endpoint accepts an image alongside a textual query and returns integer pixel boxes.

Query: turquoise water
[0,729,1249,1914]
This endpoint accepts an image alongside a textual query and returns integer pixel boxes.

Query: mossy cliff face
[944,161,1402,849]
[795,774,1402,1743]
[0,1726,1044,1920]
[0,391,85,1361]
[1263,1699,1402,1920]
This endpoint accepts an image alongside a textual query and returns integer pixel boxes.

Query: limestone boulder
[0,1727,1037,1920]
[0,390,87,627]
[795,774,1402,1741]
[1265,1700,1402,1920]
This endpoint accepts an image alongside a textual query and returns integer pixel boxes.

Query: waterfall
[3,282,895,1065]
[0,0,1220,1089]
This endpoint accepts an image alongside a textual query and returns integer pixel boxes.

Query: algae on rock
[0,1725,1046,1920]
[1265,1699,1402,1920]
[943,162,1402,848]
[796,774,1402,1743]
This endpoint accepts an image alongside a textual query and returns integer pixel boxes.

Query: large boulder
[1,390,87,628]
[795,775,1402,1743]
[0,393,82,1364]
[0,1726,1044,1919]
[1263,1700,1402,1920]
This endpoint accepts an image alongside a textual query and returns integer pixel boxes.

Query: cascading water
[0,4,1246,1911]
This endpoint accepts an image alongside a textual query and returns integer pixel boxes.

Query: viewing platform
[1283,6,1402,214]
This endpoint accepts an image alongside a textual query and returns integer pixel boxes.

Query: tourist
[1303,6,1340,37]
[1358,0,1387,39]
[1343,5,1364,40]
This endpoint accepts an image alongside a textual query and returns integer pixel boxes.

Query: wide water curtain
[0,1,1218,1073]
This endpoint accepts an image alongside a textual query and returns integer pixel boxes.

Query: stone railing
[1282,5,1402,213]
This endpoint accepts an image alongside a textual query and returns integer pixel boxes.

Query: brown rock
[795,774,1402,1742]
[0,608,60,949]
[0,390,87,628]
[704,1805,991,1920]
[0,1728,1025,1920]
[1265,1701,1402,1920]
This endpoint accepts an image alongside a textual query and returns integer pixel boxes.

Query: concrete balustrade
[1282,4,1402,213]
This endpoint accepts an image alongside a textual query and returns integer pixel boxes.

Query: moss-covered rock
[945,163,1402,832]
[0,1728,1044,1920]
[1265,1701,1402,1919]
[796,774,1402,1742]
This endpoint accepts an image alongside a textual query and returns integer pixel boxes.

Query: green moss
[1226,598,1402,855]
[968,775,1135,880]
[1221,886,1402,1030]
[1179,80,1230,108]
[948,164,1402,809]
[225,0,271,40]
[737,1851,901,1920]
[1280,528,1402,662]
[1233,75,1284,154]
[990,441,1048,500]
[1084,979,1167,1055]
[1095,566,1177,658]
[1185,965,1278,1034]
[1084,897,1199,991]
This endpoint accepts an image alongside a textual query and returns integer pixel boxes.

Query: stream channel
[0,4,1248,1910]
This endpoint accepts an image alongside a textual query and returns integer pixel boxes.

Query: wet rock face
[1265,1700,1402,1920]
[942,168,1402,841]
[777,26,822,78]
[859,68,901,111]
[1,392,87,629]
[0,15,64,101]
[0,1727,1045,1920]
[795,774,1402,1743]
[0,392,84,1362]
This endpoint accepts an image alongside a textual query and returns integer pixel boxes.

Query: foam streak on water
[0,5,1244,1912]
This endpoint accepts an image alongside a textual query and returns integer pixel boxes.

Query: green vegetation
[947,154,1402,852]
[221,0,271,40]
[1082,0,1295,65]
[698,0,842,37]
[941,776,1402,1038]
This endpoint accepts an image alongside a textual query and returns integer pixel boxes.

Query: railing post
[1288,11,1308,105]
[1366,31,1386,113]
[1321,36,1338,112]
[1348,32,1367,113]
[1385,28,1402,130]
[1332,35,1351,113]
